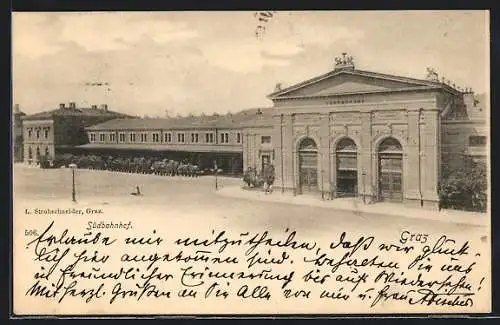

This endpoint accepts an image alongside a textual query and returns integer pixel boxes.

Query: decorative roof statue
[334,52,355,70]
[426,67,439,81]
[274,82,283,92]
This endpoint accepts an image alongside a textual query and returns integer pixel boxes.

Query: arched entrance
[298,138,318,193]
[378,137,403,202]
[336,138,358,197]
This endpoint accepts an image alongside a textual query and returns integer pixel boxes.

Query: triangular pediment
[269,69,442,99]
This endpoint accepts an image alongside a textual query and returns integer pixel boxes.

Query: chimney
[69,102,76,109]
[256,108,262,115]
[91,105,98,110]
[14,104,20,113]
[59,103,66,109]
[102,104,108,111]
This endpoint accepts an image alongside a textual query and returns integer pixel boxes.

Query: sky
[12,11,489,117]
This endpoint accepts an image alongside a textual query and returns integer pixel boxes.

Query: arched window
[28,147,32,159]
[298,138,318,193]
[336,138,357,197]
[336,138,357,152]
[299,137,318,151]
[379,137,402,152]
[378,137,403,202]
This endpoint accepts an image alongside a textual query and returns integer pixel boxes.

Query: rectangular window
[36,129,40,139]
[119,133,126,143]
[130,133,136,142]
[469,135,487,147]
[90,133,96,142]
[28,128,32,138]
[99,133,105,142]
[177,133,185,143]
[44,128,49,139]
[191,133,199,143]
[109,133,116,142]
[164,133,172,143]
[220,132,230,144]
[140,133,148,142]
[261,136,271,144]
[237,133,241,143]
[205,133,214,143]
[152,133,160,143]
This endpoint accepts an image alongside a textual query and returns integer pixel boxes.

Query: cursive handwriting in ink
[408,235,470,269]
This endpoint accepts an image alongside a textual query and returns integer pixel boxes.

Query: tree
[439,156,487,212]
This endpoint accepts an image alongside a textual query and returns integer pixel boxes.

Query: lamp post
[362,168,366,204]
[69,163,77,202]
[214,160,218,191]
[321,169,325,200]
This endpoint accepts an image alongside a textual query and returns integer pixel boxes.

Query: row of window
[89,131,247,144]
[26,127,50,140]
[27,146,50,159]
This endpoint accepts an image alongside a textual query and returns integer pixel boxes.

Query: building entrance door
[336,138,358,197]
[298,138,318,193]
[261,154,270,172]
[378,138,403,202]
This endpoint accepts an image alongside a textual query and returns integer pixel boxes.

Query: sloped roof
[85,107,275,131]
[21,107,132,121]
[268,68,460,100]
[78,143,243,153]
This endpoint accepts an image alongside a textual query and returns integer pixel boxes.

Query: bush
[243,167,263,188]
[439,157,487,212]
[242,165,275,189]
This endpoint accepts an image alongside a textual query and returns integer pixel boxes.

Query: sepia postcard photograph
[11,10,491,316]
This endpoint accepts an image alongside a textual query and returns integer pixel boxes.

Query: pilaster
[359,112,374,201]
[319,114,330,198]
[282,114,295,192]
[422,109,440,206]
[272,114,284,191]
[405,109,423,203]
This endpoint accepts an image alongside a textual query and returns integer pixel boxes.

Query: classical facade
[243,54,488,209]
[75,54,487,209]
[22,102,131,164]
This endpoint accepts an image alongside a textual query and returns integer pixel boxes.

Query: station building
[250,54,488,209]
[81,108,273,174]
[21,102,131,164]
[70,54,486,209]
